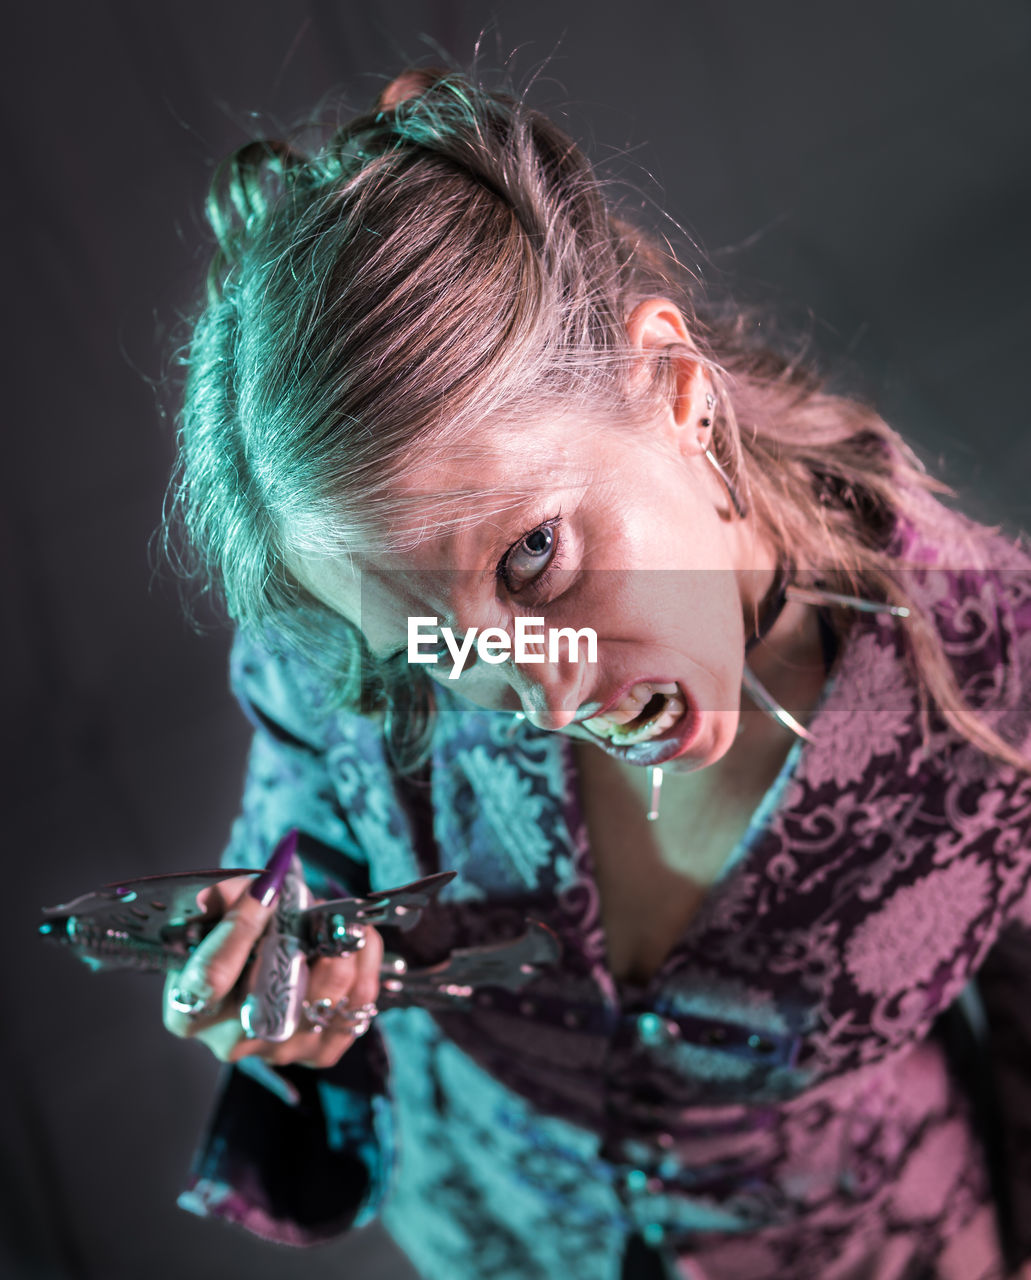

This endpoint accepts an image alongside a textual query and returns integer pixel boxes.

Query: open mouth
[581,681,687,747]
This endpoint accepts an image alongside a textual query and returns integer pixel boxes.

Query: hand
[162,870,383,1070]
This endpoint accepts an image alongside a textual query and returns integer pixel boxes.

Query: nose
[509,656,586,732]
[442,606,594,729]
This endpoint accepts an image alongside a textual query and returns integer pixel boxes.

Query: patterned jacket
[180,511,1031,1280]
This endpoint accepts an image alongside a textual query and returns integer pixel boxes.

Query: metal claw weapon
[40,854,560,1041]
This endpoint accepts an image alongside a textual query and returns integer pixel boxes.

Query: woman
[162,68,1031,1279]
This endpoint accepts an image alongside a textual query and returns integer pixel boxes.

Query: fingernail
[235,1056,301,1107]
[249,829,298,907]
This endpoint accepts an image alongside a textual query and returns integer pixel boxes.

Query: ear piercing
[704,448,749,519]
[699,391,749,520]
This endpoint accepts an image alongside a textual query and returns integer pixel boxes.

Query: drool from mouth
[582,681,686,746]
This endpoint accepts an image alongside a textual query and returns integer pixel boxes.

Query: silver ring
[169,987,208,1016]
[329,918,367,951]
[338,1001,378,1023]
[342,1001,378,1036]
[301,997,378,1034]
[301,997,336,1033]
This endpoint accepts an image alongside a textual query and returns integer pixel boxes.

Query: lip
[574,677,702,766]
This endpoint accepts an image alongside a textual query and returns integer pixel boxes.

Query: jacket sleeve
[971,552,1031,1273]
[926,535,1031,1273]
[976,909,1031,1272]
[178,630,396,1245]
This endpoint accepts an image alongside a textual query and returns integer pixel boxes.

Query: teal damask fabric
[181,514,1031,1280]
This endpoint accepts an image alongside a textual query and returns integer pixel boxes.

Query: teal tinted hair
[167,67,1031,775]
[167,68,657,758]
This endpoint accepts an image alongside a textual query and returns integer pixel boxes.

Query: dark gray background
[2,2,1028,1277]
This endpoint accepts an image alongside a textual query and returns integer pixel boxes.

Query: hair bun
[376,67,448,111]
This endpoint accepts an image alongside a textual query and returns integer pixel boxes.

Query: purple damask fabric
[181,507,1031,1280]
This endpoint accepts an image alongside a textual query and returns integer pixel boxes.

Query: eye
[498,519,561,594]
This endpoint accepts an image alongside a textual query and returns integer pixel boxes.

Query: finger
[164,963,252,1041]
[301,952,361,1022]
[162,876,259,1036]
[296,928,385,1068]
[295,926,383,1035]
[170,833,298,1017]
[232,952,359,1067]
[195,875,254,916]
[227,1012,336,1066]
[163,967,194,1037]
[163,966,242,1049]
[292,952,365,1068]
[295,1013,368,1070]
[241,928,383,1070]
[348,923,384,1013]
[190,1008,255,1063]
[224,950,356,1065]
[295,1027,360,1069]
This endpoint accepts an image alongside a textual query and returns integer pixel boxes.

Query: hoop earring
[740,666,816,743]
[704,449,748,520]
[741,583,910,742]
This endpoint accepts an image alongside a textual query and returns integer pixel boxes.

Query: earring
[704,449,749,519]
[698,390,747,520]
[638,573,906,818]
[740,666,816,743]
[784,584,909,618]
[741,581,910,742]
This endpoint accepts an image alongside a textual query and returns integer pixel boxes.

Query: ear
[377,68,444,110]
[625,298,713,454]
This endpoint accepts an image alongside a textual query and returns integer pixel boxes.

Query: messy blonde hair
[167,66,1030,773]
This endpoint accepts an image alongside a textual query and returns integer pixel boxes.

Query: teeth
[602,683,652,725]
[583,681,686,746]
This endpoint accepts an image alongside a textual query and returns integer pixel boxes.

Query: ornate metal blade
[39,869,236,971]
[301,871,457,955]
[378,922,561,1011]
[40,867,458,971]
[39,867,559,1026]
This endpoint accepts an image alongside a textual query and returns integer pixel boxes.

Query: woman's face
[301,406,781,775]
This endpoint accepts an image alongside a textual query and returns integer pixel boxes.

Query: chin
[658,707,740,773]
